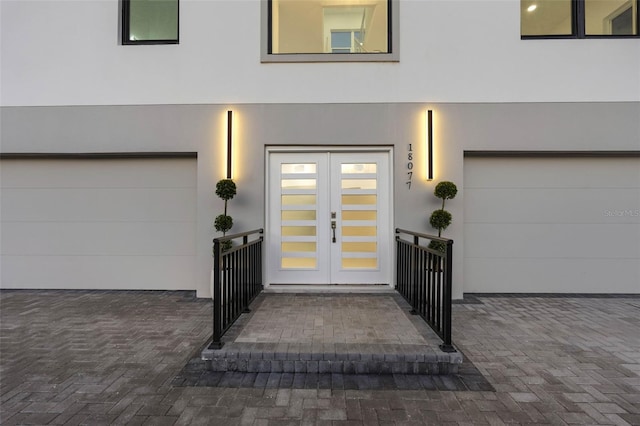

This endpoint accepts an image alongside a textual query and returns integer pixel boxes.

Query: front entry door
[267,151,391,285]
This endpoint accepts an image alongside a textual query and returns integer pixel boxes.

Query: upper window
[262,0,399,62]
[122,0,179,45]
[521,0,639,38]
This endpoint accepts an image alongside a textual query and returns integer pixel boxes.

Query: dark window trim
[387,0,393,53]
[267,0,273,54]
[121,0,180,45]
[521,0,640,39]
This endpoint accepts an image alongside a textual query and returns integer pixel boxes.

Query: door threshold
[264,284,395,294]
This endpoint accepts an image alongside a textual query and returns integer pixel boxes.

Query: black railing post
[242,235,251,313]
[395,228,456,353]
[439,239,455,353]
[210,238,224,350]
[410,235,419,315]
[208,229,263,351]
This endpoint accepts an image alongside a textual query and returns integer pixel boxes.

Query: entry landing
[201,293,462,375]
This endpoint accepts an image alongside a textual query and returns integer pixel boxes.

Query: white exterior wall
[1,0,639,107]
[1,0,639,298]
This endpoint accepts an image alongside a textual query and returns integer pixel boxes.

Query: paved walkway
[1,290,639,425]
[200,294,462,375]
[235,294,428,345]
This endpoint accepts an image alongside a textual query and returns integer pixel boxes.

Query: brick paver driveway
[1,290,639,425]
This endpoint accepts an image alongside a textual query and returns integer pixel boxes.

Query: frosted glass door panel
[330,153,391,284]
[268,154,330,284]
[280,164,317,268]
[267,151,390,286]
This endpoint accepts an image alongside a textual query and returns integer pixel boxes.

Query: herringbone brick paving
[1,290,639,425]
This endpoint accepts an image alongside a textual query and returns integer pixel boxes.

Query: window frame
[521,0,640,39]
[122,0,180,45]
[260,0,399,63]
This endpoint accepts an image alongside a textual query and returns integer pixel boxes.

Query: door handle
[331,220,336,243]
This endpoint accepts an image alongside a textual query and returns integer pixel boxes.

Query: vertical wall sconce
[226,110,233,179]
[426,109,434,181]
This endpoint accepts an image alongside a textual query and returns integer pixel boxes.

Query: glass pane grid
[282,194,317,205]
[281,226,317,236]
[341,179,377,190]
[282,242,316,252]
[342,194,377,205]
[342,210,377,220]
[281,163,317,174]
[281,179,317,189]
[282,258,317,269]
[342,258,378,268]
[342,242,377,253]
[342,226,377,237]
[341,163,377,174]
[280,162,319,271]
[281,210,317,220]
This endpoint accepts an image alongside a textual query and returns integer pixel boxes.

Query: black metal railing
[209,228,263,350]
[395,228,456,353]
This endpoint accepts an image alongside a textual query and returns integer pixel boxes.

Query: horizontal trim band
[464,151,640,158]
[0,152,197,160]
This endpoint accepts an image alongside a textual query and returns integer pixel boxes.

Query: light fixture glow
[226,110,233,179]
[527,4,537,12]
[426,110,433,181]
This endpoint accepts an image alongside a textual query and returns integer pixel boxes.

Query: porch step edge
[201,346,462,375]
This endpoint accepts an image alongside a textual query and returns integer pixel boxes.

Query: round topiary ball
[215,179,237,201]
[429,209,452,231]
[434,181,457,200]
[428,240,446,253]
[214,214,233,233]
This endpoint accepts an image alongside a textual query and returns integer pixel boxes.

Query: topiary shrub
[215,179,237,202]
[428,181,457,253]
[214,179,237,252]
[429,209,452,232]
[214,214,233,234]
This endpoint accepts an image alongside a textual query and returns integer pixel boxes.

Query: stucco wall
[1,0,639,106]
[2,102,639,297]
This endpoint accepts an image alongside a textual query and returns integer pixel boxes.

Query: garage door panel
[1,188,196,222]
[1,255,196,290]
[0,159,196,188]
[2,222,196,256]
[0,158,197,290]
[465,188,639,224]
[465,258,640,293]
[465,223,640,259]
[465,158,640,189]
[464,157,640,294]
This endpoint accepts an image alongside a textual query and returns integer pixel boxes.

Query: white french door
[266,150,392,286]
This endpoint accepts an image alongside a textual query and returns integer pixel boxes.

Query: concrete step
[201,341,462,375]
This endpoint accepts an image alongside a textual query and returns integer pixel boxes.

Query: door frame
[264,145,395,290]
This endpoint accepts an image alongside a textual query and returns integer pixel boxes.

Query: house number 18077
[406,144,414,189]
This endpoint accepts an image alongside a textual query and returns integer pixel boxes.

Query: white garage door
[464,157,640,293]
[1,158,197,290]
